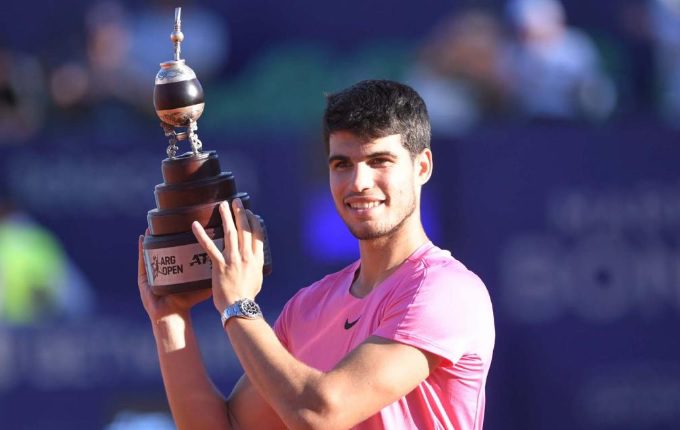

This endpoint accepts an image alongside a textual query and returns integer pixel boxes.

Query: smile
[348,201,383,209]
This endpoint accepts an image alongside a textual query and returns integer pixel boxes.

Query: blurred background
[0,0,679,428]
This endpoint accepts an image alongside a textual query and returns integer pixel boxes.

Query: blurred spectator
[48,0,228,119]
[48,1,143,114]
[0,183,94,325]
[617,0,656,114]
[504,0,617,121]
[649,0,680,124]
[408,9,508,136]
[0,48,47,143]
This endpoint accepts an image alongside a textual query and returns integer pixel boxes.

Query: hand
[191,199,265,314]
[137,233,212,322]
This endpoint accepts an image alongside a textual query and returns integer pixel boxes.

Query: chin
[350,230,385,241]
[346,208,415,242]
[347,223,395,241]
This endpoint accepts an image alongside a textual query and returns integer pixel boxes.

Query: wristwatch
[221,298,263,327]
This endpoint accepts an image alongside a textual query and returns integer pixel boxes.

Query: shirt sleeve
[372,263,493,366]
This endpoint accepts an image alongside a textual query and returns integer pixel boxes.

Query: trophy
[143,8,272,295]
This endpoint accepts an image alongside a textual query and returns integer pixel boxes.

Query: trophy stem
[161,121,203,158]
[161,122,179,158]
[189,122,203,155]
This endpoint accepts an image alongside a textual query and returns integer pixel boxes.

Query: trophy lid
[155,60,197,85]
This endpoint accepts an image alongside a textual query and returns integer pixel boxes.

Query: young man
[138,80,495,429]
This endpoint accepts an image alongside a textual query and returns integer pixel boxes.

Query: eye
[331,160,351,170]
[368,158,390,167]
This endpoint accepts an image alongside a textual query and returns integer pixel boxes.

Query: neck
[352,216,429,298]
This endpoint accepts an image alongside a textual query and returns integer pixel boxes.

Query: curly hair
[322,80,431,157]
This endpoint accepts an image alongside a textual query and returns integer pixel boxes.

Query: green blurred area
[204,41,415,134]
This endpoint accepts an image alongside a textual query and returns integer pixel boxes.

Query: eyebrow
[328,151,398,165]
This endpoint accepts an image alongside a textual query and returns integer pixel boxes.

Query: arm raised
[138,236,285,430]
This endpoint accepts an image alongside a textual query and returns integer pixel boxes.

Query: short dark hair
[322,80,431,157]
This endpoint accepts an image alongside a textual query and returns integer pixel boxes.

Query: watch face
[239,299,261,317]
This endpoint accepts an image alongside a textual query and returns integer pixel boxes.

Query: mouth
[348,201,382,209]
[344,198,385,215]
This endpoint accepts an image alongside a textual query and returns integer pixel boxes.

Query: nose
[351,163,374,192]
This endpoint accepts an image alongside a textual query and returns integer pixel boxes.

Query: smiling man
[138,80,495,429]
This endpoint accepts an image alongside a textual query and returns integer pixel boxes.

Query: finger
[247,210,265,260]
[192,221,225,265]
[233,198,252,257]
[219,200,238,261]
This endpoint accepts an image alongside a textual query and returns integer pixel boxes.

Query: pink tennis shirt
[274,242,495,429]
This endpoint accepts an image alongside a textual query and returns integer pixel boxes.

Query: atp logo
[190,252,211,268]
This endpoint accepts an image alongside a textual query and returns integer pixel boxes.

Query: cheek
[389,183,416,209]
[329,175,343,200]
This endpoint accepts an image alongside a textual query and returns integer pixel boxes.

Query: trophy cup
[143,7,272,295]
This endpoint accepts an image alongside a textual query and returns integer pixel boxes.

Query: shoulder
[375,244,494,365]
[407,244,489,303]
[399,244,494,333]
[377,243,493,327]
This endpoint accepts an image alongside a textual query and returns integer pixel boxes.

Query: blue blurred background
[1,0,679,428]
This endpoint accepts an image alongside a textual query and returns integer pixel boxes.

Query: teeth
[349,201,381,209]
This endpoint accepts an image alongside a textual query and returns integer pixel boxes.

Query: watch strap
[221,298,263,327]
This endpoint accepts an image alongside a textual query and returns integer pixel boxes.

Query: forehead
[328,132,406,157]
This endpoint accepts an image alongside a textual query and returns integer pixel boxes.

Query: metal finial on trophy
[171,7,184,61]
[154,7,205,158]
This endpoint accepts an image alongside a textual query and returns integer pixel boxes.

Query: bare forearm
[153,314,232,430]
[225,318,332,430]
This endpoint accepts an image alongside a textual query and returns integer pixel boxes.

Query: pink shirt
[274,242,495,429]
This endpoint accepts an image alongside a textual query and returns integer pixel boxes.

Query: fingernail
[235,198,242,207]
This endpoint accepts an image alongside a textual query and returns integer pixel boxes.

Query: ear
[415,148,433,185]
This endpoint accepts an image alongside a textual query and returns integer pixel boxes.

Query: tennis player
[138,80,495,429]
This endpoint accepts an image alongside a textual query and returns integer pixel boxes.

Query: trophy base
[143,225,272,296]
[144,150,272,295]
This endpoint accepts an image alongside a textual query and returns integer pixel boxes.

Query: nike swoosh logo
[344,317,360,330]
